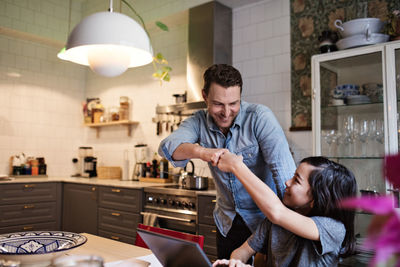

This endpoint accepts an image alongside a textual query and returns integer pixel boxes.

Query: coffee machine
[71,146,97,177]
[83,156,97,177]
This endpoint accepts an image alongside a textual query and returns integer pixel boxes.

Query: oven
[142,185,198,234]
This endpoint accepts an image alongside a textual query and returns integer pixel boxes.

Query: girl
[213,155,357,267]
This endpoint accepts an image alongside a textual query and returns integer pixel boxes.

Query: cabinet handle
[211,199,216,203]
[110,236,120,240]
[24,204,35,209]
[111,189,121,193]
[24,184,35,188]
[111,212,121,217]
[91,187,96,191]
[211,230,216,233]
[23,226,33,230]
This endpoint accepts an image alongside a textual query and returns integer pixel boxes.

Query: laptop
[136,228,212,267]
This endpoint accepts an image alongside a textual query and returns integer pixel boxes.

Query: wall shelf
[85,120,139,138]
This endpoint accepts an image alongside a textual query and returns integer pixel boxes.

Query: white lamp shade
[59,12,153,77]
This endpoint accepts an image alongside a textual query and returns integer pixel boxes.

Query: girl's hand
[212,259,251,267]
[217,151,243,173]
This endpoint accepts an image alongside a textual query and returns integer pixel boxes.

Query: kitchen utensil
[334,18,384,38]
[182,175,209,190]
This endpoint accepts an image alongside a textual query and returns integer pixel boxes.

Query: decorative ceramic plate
[0,231,87,266]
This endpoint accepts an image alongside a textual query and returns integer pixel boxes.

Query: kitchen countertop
[70,233,153,263]
[0,176,217,195]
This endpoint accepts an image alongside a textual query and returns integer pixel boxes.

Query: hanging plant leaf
[156,21,169,31]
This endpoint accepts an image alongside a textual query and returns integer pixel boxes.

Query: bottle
[146,162,151,177]
[159,157,169,178]
[152,153,159,178]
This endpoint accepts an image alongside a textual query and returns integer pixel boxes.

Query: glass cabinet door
[317,50,386,196]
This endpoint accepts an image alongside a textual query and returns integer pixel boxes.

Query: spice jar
[109,106,120,121]
[92,103,104,123]
[119,96,130,121]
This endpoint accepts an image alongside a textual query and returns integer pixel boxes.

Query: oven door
[142,208,197,234]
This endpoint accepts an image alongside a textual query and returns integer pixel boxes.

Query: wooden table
[68,233,152,263]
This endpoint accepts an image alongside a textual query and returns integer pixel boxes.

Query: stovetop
[144,184,200,197]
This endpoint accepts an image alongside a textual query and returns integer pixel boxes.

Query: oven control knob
[160,199,167,205]
[154,198,160,204]
[168,199,175,206]
[175,201,182,207]
[182,201,189,208]
[188,202,195,209]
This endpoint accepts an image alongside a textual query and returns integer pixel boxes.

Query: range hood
[156,1,232,115]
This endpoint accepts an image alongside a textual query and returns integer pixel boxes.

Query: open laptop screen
[137,228,212,267]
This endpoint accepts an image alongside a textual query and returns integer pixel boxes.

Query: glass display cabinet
[311,40,400,237]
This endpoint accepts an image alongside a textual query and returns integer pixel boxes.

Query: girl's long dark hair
[300,157,357,258]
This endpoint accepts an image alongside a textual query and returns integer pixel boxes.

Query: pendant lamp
[58,0,153,77]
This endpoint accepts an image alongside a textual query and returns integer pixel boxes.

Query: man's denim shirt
[158,101,296,236]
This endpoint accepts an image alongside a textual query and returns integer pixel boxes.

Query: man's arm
[172,143,228,166]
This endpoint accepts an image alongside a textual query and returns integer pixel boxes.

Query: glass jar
[119,96,130,121]
[109,106,120,121]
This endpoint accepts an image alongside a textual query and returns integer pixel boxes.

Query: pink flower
[340,154,400,266]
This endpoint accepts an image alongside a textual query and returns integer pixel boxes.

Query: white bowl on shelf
[336,33,389,50]
[334,18,384,38]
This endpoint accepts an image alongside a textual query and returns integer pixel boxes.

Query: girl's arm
[217,152,320,241]
[212,241,255,267]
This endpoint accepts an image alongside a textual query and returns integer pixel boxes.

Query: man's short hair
[203,64,243,95]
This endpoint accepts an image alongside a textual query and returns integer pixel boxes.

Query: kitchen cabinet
[98,186,143,244]
[311,40,400,237]
[85,120,139,138]
[197,195,217,261]
[0,182,61,234]
[62,183,98,235]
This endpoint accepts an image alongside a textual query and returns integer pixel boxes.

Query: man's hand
[199,147,229,166]
[217,151,243,173]
[212,259,251,267]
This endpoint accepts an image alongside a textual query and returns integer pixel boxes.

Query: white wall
[0,0,312,177]
[232,0,312,163]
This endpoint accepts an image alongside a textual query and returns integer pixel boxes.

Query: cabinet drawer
[99,187,142,212]
[0,221,58,235]
[0,202,57,227]
[98,229,136,245]
[198,224,217,256]
[0,183,58,204]
[98,208,140,237]
[197,195,216,225]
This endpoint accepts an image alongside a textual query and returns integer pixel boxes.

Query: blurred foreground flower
[340,154,400,267]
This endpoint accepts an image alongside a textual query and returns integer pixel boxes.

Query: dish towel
[142,212,158,227]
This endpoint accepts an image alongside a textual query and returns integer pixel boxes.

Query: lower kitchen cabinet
[97,186,143,244]
[197,195,217,261]
[0,182,61,234]
[62,183,98,235]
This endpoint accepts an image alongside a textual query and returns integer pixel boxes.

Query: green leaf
[163,74,170,82]
[162,66,172,72]
[156,21,169,31]
[156,52,164,59]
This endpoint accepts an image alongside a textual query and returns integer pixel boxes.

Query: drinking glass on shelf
[358,119,369,157]
[342,115,355,156]
[322,129,339,156]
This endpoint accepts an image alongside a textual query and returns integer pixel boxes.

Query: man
[158,64,296,260]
